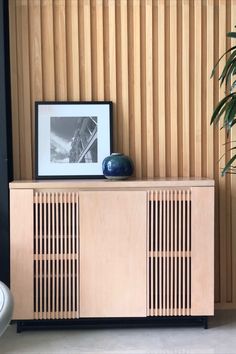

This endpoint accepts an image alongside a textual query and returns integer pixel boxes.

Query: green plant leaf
[220,59,236,86]
[227,101,236,126]
[220,58,236,86]
[211,46,236,78]
[230,80,236,92]
[221,101,236,135]
[221,154,236,176]
[223,97,236,128]
[219,50,236,83]
[227,32,236,38]
[210,93,234,124]
[230,119,236,127]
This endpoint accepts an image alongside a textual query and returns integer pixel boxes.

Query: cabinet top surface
[9,178,215,189]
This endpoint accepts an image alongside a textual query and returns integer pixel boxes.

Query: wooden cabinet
[9,179,214,321]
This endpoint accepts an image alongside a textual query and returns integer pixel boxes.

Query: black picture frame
[35,101,113,179]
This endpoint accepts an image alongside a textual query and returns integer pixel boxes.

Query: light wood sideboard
[9,179,214,324]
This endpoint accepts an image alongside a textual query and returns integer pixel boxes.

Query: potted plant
[210,29,236,175]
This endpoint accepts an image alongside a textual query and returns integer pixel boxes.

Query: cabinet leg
[16,321,23,333]
[203,317,208,329]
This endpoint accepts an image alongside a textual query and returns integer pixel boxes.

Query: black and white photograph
[35,102,112,179]
[50,116,98,164]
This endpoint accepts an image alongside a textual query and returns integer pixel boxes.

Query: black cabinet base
[14,316,209,333]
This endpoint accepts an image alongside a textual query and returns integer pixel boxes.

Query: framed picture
[35,101,112,179]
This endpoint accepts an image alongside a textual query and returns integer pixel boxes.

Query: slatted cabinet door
[79,191,147,317]
[147,187,214,317]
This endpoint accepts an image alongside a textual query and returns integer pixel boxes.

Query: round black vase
[102,153,134,180]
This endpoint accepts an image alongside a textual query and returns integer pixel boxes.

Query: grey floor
[1,311,236,354]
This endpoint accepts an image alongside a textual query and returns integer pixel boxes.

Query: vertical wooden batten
[157,0,166,177]
[41,0,55,100]
[53,0,67,100]
[66,0,80,100]
[145,0,154,178]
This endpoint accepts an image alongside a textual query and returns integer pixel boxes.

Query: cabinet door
[10,189,34,319]
[191,187,214,315]
[80,191,147,317]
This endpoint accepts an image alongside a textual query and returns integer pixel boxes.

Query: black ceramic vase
[102,153,134,180]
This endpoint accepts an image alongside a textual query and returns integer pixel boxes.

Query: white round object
[0,281,13,336]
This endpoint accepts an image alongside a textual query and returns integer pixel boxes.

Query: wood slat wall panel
[41,0,55,100]
[8,0,236,309]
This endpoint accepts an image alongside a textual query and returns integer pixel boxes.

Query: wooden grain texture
[7,0,236,309]
[79,191,147,317]
[54,0,67,100]
[10,189,34,319]
[41,0,55,100]
[191,187,214,315]
[66,0,80,100]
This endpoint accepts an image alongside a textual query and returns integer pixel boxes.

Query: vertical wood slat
[120,0,129,156]
[60,193,63,317]
[95,0,104,100]
[178,191,182,315]
[155,190,158,316]
[41,0,55,100]
[52,192,55,318]
[39,192,43,319]
[76,192,80,318]
[163,190,166,315]
[174,190,177,315]
[169,0,178,177]
[206,0,214,178]
[145,0,154,178]
[83,0,92,100]
[16,0,32,179]
[194,0,202,177]
[72,192,76,318]
[64,192,68,318]
[43,192,47,319]
[48,193,51,319]
[108,0,117,150]
[146,190,150,316]
[133,0,142,178]
[170,190,173,315]
[158,191,163,316]
[187,189,190,316]
[34,192,39,319]
[53,0,67,100]
[182,189,186,316]
[182,0,190,177]
[166,190,170,316]
[150,191,153,316]
[157,0,166,178]
[68,192,72,318]
[66,0,80,100]
[75,192,79,318]
[56,193,59,319]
